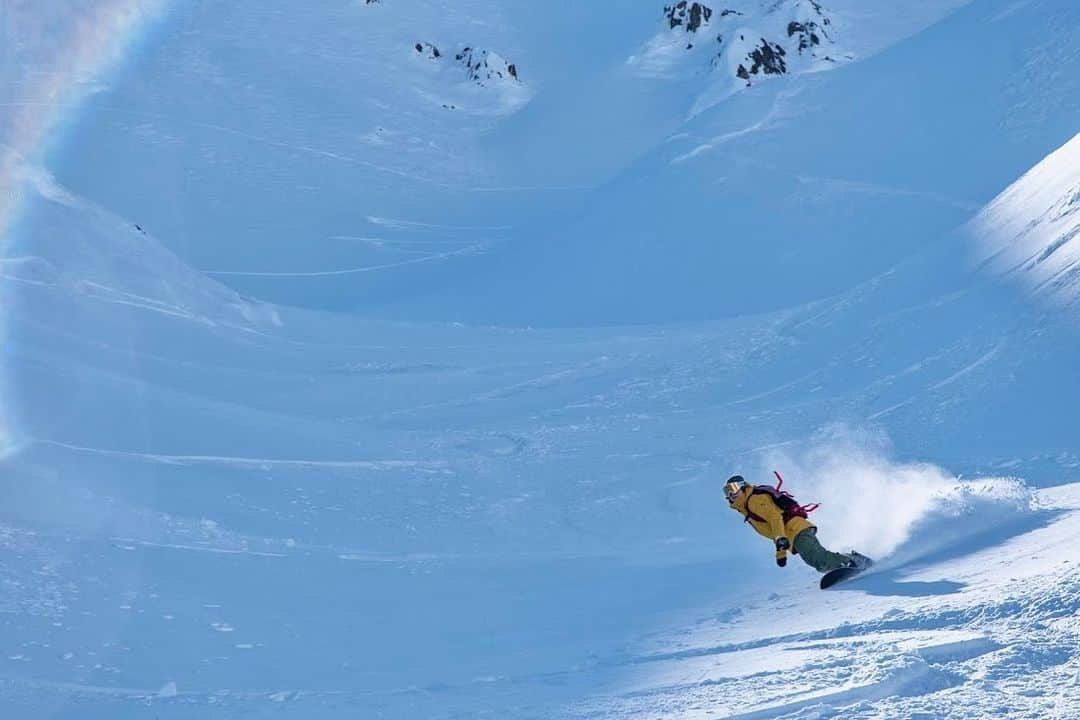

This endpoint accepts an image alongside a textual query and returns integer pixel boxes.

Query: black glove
[774,537,789,567]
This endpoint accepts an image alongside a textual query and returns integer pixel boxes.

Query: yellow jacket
[729,485,815,549]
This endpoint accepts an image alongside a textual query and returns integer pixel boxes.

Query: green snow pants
[793,528,851,574]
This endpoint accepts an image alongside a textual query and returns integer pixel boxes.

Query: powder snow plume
[760,425,1036,561]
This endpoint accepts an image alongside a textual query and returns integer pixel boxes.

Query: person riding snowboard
[724,474,866,573]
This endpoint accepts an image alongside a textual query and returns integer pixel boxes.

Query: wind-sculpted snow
[970,132,1080,309]
[4,162,281,332]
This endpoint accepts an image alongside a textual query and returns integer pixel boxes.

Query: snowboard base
[820,555,874,590]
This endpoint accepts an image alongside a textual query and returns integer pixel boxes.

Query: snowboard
[820,553,874,590]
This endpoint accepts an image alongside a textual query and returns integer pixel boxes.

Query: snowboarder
[723,474,867,574]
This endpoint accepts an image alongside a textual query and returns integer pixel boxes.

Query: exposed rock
[664,2,714,33]
[638,0,842,97]
[786,0,832,55]
[414,39,522,94]
[733,38,789,86]
[455,47,520,85]
[664,2,721,49]
[787,21,821,52]
[746,39,787,77]
[415,42,441,60]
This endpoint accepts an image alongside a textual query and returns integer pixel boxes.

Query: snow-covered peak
[970,133,1080,307]
[787,1,832,54]
[410,41,529,114]
[630,1,847,116]
[454,47,520,86]
[664,2,718,40]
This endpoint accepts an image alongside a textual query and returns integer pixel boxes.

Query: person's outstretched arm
[747,494,789,566]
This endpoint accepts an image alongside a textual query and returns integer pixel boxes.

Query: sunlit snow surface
[3,1,1080,719]
[971,132,1080,307]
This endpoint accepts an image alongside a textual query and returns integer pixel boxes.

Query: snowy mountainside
[2,162,280,333]
[631,0,846,115]
[410,40,529,114]
[454,47,520,86]
[28,0,986,311]
[4,1,1080,719]
[594,482,1080,720]
[4,144,1080,717]
[970,131,1080,308]
[431,0,1080,326]
[22,0,552,301]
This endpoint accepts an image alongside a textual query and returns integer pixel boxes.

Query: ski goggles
[724,477,745,502]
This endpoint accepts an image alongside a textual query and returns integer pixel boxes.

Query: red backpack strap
[741,486,771,524]
[771,470,821,518]
[747,475,821,523]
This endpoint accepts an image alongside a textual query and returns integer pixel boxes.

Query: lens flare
[1,1,170,453]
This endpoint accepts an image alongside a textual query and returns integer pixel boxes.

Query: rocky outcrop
[414,44,519,84]
[665,2,714,32]
[736,39,787,82]
[787,21,820,53]
[412,40,523,106]
[414,42,441,60]
[652,1,841,88]
[786,0,832,55]
[664,2,720,49]
[455,47,519,85]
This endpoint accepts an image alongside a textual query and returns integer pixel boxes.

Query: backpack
[743,471,820,525]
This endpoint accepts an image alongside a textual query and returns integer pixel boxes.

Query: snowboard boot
[846,551,873,569]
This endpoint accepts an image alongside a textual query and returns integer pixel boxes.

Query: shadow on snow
[828,510,1061,598]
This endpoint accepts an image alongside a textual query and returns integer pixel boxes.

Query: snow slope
[3,1,1080,719]
[3,154,1080,717]
[26,0,994,313]
[415,0,1080,325]
[588,482,1080,720]
[971,132,1080,308]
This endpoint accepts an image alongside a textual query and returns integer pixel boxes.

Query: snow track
[577,485,1080,719]
[39,439,448,472]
